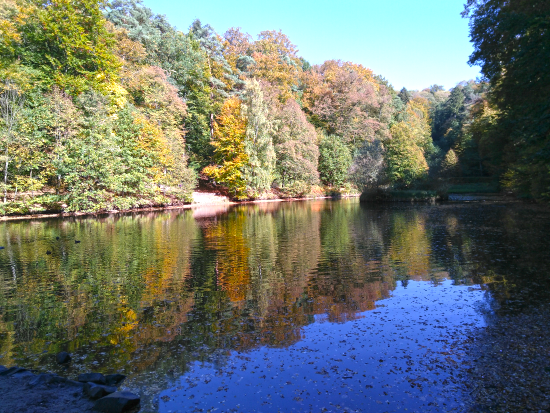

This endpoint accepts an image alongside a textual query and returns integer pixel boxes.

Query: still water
[0,199,549,412]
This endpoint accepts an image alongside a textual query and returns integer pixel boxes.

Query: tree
[398,87,411,105]
[0,81,24,202]
[385,121,428,186]
[13,0,120,94]
[384,98,433,187]
[302,60,393,150]
[242,80,275,195]
[318,134,351,188]
[202,97,248,198]
[463,0,550,198]
[440,149,460,177]
[348,140,385,190]
[106,1,214,168]
[46,87,80,194]
[267,89,319,192]
[250,30,302,102]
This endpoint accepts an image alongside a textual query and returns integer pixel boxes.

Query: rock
[78,373,106,385]
[105,374,126,387]
[29,374,57,387]
[0,366,6,374]
[93,391,140,413]
[12,370,34,379]
[28,374,72,387]
[0,367,27,377]
[84,383,117,400]
[56,351,72,364]
[66,380,85,388]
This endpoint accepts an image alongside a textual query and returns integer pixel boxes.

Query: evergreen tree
[398,87,411,105]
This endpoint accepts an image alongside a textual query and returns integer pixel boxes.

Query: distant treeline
[0,0,547,214]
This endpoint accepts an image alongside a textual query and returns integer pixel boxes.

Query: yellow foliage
[251,31,302,102]
[203,97,249,197]
[98,81,128,112]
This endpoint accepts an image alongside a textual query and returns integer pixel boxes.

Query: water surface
[1,199,549,411]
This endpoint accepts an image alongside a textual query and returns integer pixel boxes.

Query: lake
[1,199,549,412]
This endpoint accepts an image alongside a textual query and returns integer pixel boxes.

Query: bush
[0,201,30,216]
[277,181,311,198]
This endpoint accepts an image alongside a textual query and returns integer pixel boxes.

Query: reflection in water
[1,200,550,411]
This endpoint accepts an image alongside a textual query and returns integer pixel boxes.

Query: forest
[0,0,548,214]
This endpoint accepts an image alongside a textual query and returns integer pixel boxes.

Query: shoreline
[0,193,360,222]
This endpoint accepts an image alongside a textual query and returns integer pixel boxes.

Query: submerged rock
[56,351,72,364]
[84,382,117,400]
[12,370,34,379]
[0,367,27,377]
[105,374,126,386]
[93,391,140,413]
[29,374,59,387]
[78,373,106,385]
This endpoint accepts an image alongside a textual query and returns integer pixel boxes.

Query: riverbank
[0,191,360,222]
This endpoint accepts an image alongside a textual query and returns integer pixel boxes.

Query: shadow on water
[0,199,549,411]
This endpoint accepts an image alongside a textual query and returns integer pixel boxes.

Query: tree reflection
[1,200,547,384]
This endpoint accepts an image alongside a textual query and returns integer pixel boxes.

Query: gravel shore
[0,370,94,413]
[462,303,550,412]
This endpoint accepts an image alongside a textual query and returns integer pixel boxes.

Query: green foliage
[270,93,319,190]
[11,0,120,94]
[318,134,352,188]
[10,0,548,213]
[398,87,411,105]
[348,140,385,190]
[277,180,311,198]
[386,122,428,187]
[464,0,550,199]
[242,79,275,194]
[107,0,215,168]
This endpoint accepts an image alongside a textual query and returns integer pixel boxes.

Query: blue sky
[142,0,481,92]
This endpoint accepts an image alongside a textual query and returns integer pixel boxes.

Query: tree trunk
[3,148,8,203]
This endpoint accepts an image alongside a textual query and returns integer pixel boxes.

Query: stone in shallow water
[84,382,117,400]
[12,370,34,379]
[93,391,140,413]
[105,374,126,386]
[78,373,106,385]
[56,351,71,364]
[29,374,58,386]
[29,374,82,387]
[0,367,27,377]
